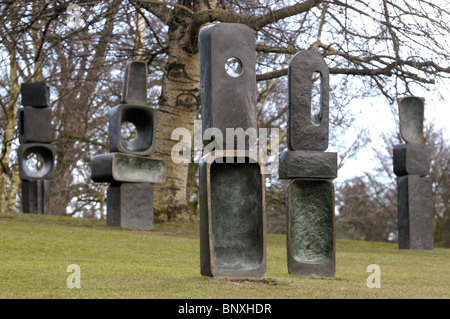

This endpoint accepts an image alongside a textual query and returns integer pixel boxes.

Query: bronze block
[199,23,257,149]
[18,143,56,180]
[287,178,335,278]
[398,97,425,144]
[287,51,330,151]
[199,150,266,278]
[121,60,148,105]
[91,153,165,183]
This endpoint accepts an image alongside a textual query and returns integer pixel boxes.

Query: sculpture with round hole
[91,60,164,231]
[198,23,267,279]
[18,143,56,180]
[18,81,54,215]
[199,23,257,150]
[109,104,157,156]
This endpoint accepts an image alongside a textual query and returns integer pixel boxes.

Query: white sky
[335,86,449,182]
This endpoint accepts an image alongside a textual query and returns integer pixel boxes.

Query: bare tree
[426,124,450,247]
[1,0,449,221]
[335,175,397,242]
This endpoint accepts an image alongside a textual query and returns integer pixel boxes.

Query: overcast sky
[335,83,449,182]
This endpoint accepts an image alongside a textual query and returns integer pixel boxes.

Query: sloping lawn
[0,212,449,299]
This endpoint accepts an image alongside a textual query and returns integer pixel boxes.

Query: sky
[335,85,449,182]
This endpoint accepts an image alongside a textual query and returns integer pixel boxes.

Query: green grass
[0,212,449,299]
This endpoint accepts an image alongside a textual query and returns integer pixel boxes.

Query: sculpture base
[107,182,154,230]
[21,179,50,215]
[287,179,335,278]
[199,151,266,278]
[397,175,434,251]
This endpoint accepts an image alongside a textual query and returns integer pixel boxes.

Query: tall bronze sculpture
[199,23,266,278]
[18,82,55,215]
[279,51,337,278]
[91,61,165,230]
[394,97,433,251]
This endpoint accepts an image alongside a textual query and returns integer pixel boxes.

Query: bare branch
[133,0,176,23]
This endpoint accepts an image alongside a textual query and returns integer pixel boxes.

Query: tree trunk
[152,43,200,219]
[150,2,207,219]
[135,8,146,59]
[0,17,20,212]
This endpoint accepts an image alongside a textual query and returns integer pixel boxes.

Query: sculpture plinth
[287,179,335,278]
[106,182,154,230]
[21,180,50,215]
[199,151,266,278]
[397,175,433,250]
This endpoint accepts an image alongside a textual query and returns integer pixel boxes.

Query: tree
[426,124,450,247]
[335,175,397,242]
[0,0,129,215]
[0,2,19,213]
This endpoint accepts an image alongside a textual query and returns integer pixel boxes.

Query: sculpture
[279,50,337,278]
[91,61,165,230]
[198,23,266,278]
[394,97,433,251]
[18,82,55,215]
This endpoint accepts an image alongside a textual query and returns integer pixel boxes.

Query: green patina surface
[290,180,333,264]
[210,161,263,270]
[113,154,165,183]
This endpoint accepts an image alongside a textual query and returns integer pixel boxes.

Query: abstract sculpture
[394,97,433,251]
[18,82,55,215]
[199,23,266,278]
[279,50,337,278]
[91,61,165,230]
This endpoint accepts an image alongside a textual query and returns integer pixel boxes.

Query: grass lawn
[0,212,449,299]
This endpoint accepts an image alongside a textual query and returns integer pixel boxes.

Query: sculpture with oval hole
[281,50,337,279]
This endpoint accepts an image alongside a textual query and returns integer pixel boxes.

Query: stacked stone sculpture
[18,82,55,215]
[198,23,266,278]
[91,61,165,230]
[393,97,433,251]
[279,51,337,278]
